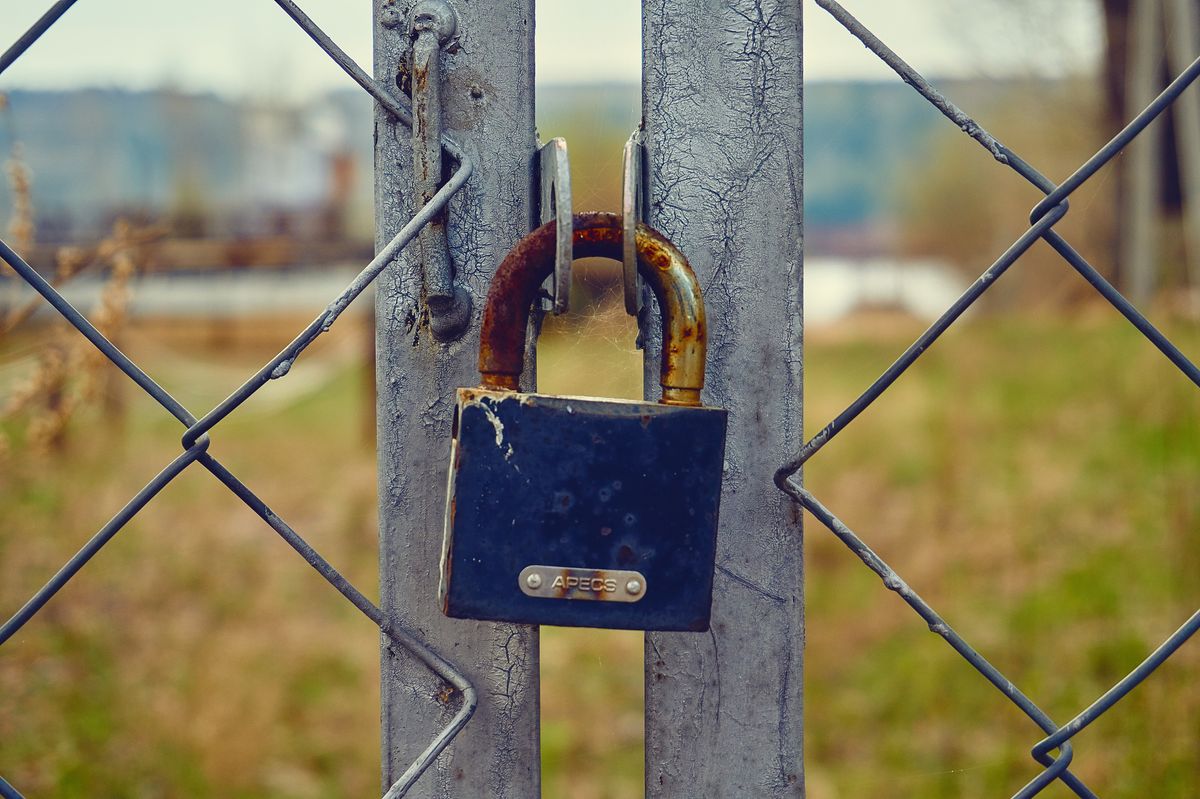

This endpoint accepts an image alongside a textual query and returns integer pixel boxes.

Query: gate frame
[376,1,805,796]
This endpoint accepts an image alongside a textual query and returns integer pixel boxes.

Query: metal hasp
[537,137,572,314]
[408,0,470,341]
[622,131,647,316]
[440,213,728,630]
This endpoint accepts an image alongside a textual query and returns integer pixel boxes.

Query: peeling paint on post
[641,1,804,796]
[374,2,539,797]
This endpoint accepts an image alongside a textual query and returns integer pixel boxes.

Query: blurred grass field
[1,300,1198,797]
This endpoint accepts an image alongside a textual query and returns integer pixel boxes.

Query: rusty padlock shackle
[479,212,706,407]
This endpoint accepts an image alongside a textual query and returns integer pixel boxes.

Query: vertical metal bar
[1123,0,1163,302]
[1163,0,1200,289]
[411,14,455,304]
[407,0,471,340]
[641,2,804,796]
[375,1,539,796]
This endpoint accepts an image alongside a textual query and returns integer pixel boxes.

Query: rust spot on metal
[478,212,707,406]
[395,60,413,97]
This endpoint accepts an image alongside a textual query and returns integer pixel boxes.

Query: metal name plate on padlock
[438,212,727,631]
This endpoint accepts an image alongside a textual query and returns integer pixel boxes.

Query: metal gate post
[641,2,805,795]
[374,2,539,796]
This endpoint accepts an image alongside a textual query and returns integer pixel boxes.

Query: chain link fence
[2,1,1199,797]
[0,2,479,797]
[775,2,1200,797]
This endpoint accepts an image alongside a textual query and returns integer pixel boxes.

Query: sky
[0,1,1103,97]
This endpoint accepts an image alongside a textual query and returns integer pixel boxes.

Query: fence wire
[0,2,477,798]
[775,2,1200,797]
[4,0,1200,797]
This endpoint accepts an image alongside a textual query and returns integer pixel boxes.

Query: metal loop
[537,137,573,314]
[622,130,647,316]
[408,0,471,341]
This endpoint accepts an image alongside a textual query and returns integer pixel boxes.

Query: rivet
[525,572,543,589]
[625,579,643,595]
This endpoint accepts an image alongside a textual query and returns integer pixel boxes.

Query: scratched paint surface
[374,2,540,797]
[641,1,805,796]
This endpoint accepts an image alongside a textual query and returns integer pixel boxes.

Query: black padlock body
[440,388,727,631]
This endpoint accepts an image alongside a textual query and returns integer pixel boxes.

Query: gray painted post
[1164,0,1200,289]
[641,2,805,796]
[1123,0,1162,302]
[374,2,539,797]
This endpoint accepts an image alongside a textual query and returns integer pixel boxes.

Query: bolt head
[525,573,543,590]
[625,579,643,596]
[428,285,472,342]
[409,0,457,43]
[379,0,403,29]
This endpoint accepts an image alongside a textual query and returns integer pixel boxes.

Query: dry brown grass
[1,157,164,455]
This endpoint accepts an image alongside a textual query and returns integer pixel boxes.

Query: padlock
[438,212,727,631]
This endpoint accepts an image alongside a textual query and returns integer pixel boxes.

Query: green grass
[802,310,1200,798]
[1,307,1198,797]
